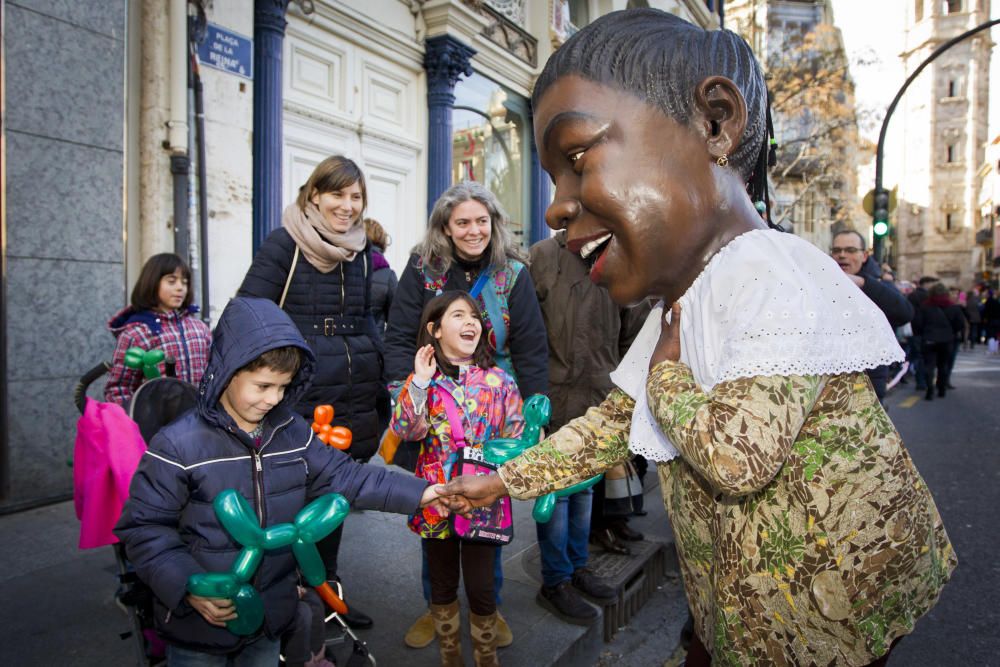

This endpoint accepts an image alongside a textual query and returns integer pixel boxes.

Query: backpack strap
[434,385,467,449]
[278,246,300,310]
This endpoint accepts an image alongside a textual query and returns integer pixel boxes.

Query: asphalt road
[883,348,1000,666]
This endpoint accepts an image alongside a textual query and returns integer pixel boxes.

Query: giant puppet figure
[439,9,954,666]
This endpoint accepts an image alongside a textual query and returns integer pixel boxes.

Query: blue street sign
[197,23,253,79]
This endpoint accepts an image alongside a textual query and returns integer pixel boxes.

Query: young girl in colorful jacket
[390,291,523,667]
[105,253,211,406]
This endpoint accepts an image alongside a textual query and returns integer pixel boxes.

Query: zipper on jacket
[244,415,293,527]
[176,313,192,378]
[339,263,356,426]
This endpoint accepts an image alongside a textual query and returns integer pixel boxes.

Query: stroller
[74,356,198,666]
[73,356,376,667]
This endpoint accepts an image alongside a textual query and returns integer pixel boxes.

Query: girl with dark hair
[390,291,523,667]
[385,181,547,648]
[105,253,211,406]
[238,155,381,628]
[440,9,953,666]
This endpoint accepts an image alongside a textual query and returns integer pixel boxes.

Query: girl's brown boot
[469,611,500,667]
[430,601,465,667]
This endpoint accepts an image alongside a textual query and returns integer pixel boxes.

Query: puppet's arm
[498,389,633,500]
[647,360,824,496]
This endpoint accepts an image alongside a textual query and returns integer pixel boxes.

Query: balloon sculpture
[312,405,352,451]
[187,490,351,635]
[483,395,603,523]
[124,347,165,379]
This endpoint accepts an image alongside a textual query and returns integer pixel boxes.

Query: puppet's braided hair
[533,8,767,184]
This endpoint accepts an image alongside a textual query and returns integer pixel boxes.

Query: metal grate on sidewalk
[587,540,673,641]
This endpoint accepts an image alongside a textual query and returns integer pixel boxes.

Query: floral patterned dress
[391,365,524,538]
[498,363,954,665]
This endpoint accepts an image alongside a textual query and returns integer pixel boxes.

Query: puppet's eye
[568,150,585,164]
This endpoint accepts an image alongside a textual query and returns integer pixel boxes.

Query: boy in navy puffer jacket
[115,297,445,665]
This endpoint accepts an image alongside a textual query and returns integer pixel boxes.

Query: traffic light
[873,189,890,237]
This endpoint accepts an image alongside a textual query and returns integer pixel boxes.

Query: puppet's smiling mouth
[580,233,613,268]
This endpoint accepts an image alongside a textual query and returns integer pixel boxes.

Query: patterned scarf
[281,201,366,273]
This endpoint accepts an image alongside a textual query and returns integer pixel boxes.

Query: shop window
[452,73,529,244]
[571,0,590,26]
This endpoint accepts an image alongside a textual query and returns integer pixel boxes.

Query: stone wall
[3,0,126,507]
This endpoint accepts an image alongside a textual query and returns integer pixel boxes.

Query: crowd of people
[100,8,965,667]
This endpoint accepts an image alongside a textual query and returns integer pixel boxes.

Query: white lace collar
[609,229,905,463]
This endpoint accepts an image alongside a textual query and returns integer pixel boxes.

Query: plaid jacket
[104,306,212,406]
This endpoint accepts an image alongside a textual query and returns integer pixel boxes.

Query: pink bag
[436,388,513,546]
[73,398,147,549]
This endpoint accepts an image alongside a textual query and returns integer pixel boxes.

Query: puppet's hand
[649,303,682,370]
[438,475,508,518]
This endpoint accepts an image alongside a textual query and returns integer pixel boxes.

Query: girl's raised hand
[414,344,437,384]
[649,302,682,370]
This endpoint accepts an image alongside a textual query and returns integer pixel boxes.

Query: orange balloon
[328,426,352,451]
[313,405,334,425]
[315,581,348,615]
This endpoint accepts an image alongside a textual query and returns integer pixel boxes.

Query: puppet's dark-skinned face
[535,75,762,306]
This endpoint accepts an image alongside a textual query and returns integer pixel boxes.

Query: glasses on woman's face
[830,246,863,256]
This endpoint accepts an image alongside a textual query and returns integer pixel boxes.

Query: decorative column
[252,0,291,252]
[424,35,476,218]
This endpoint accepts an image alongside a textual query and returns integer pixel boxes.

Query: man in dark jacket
[115,297,438,662]
[830,230,914,401]
[528,231,650,624]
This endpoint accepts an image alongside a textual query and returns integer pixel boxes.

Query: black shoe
[590,528,631,556]
[924,390,933,401]
[537,582,598,625]
[340,605,374,629]
[632,508,648,517]
[938,387,946,398]
[611,521,644,542]
[572,567,618,604]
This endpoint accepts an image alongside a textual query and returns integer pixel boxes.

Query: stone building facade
[895,0,992,288]
[725,0,863,252]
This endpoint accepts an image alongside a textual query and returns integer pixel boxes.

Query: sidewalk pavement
[0,461,682,666]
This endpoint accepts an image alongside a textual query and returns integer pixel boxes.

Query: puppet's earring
[716,154,729,167]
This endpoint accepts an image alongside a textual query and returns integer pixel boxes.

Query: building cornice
[421,0,492,47]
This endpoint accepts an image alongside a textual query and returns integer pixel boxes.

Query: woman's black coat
[238,228,382,460]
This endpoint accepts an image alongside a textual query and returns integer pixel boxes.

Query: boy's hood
[198,297,316,429]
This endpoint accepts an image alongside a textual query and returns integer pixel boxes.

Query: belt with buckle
[321,315,367,336]
[290,315,368,336]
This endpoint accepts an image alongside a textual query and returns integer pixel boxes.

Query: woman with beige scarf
[238,155,381,630]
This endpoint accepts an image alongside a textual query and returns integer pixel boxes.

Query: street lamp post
[872,17,1000,262]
